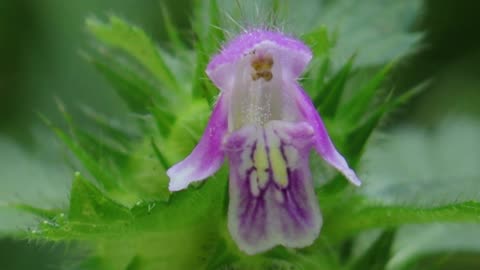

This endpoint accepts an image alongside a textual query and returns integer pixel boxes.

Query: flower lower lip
[225,121,321,254]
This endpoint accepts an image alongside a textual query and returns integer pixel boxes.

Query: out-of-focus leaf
[86,16,184,93]
[317,0,422,69]
[318,117,480,247]
[360,116,480,205]
[39,113,119,191]
[321,197,480,244]
[81,106,139,146]
[73,128,130,170]
[388,224,480,270]
[226,0,422,69]
[86,49,167,114]
[0,129,70,234]
[358,116,480,269]
[9,204,61,220]
[0,238,83,270]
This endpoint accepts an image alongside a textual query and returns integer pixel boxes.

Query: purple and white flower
[167,29,361,254]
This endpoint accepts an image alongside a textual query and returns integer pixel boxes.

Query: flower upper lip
[206,31,312,83]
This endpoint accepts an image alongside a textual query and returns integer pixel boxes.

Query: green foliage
[3,0,479,269]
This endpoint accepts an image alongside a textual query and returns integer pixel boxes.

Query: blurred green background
[0,0,479,269]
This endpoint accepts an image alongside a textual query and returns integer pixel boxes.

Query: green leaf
[315,54,355,117]
[32,170,228,270]
[9,204,61,220]
[191,0,224,105]
[125,255,143,270]
[306,57,331,98]
[81,106,139,146]
[150,138,170,170]
[322,81,429,193]
[350,229,396,270]
[348,81,428,160]
[121,138,170,203]
[345,109,384,166]
[160,3,185,50]
[39,112,119,191]
[148,102,176,137]
[385,80,430,114]
[208,0,225,47]
[69,172,132,223]
[164,101,210,162]
[191,40,217,105]
[75,128,130,170]
[193,0,224,53]
[86,16,183,94]
[302,25,332,58]
[338,61,395,123]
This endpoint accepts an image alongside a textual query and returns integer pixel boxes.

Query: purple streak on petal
[167,94,228,191]
[292,83,362,186]
[224,126,268,249]
[206,29,312,90]
[276,167,320,241]
[225,122,322,254]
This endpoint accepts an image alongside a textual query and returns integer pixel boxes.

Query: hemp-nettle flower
[167,29,361,254]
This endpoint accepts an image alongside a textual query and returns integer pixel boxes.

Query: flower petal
[224,121,322,254]
[292,83,362,186]
[167,94,228,191]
